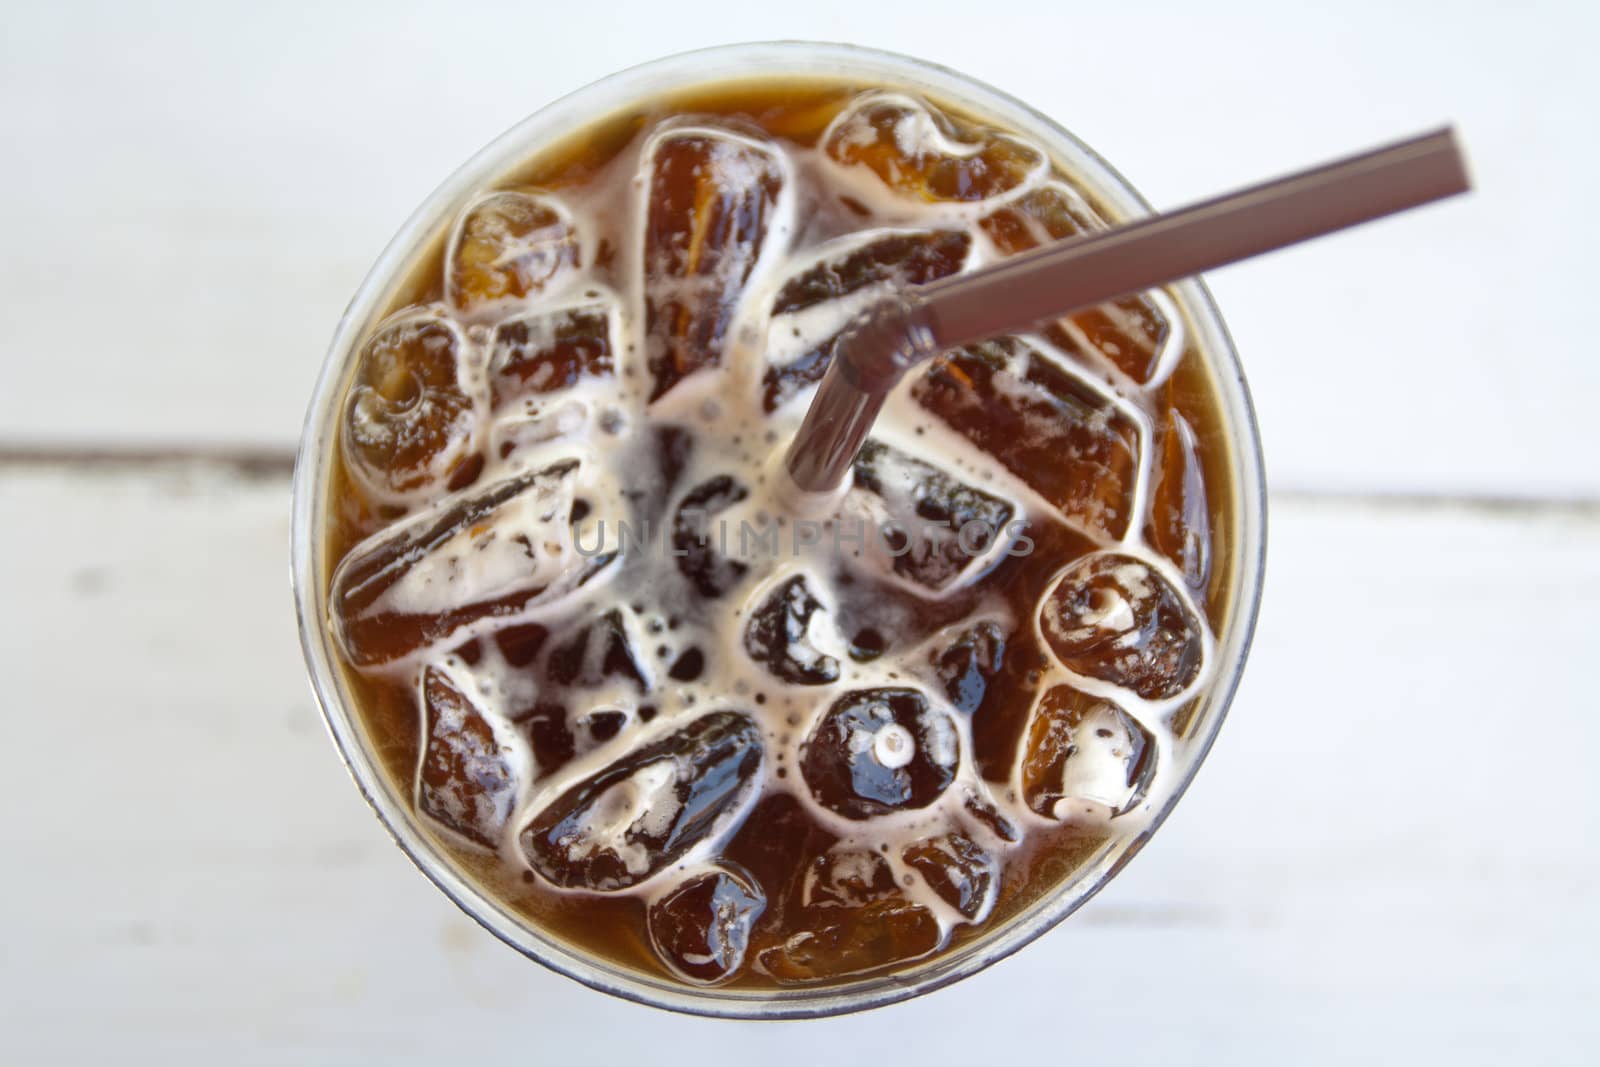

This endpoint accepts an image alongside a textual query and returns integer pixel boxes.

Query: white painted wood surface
[2,2,1597,1062]
[1,466,1594,1063]
[1,1,1596,493]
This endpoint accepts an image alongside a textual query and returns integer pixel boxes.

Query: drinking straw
[782,127,1470,496]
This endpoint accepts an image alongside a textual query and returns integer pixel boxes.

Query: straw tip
[1430,124,1475,195]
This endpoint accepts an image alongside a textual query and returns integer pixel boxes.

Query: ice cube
[912,337,1140,542]
[1060,296,1176,387]
[720,792,839,924]
[545,607,651,692]
[446,190,580,315]
[960,790,1020,845]
[756,842,948,980]
[822,92,1046,203]
[757,900,941,983]
[642,128,786,402]
[671,475,751,599]
[416,663,526,848]
[980,183,1177,384]
[927,619,1008,715]
[902,832,998,921]
[488,299,617,411]
[772,230,972,316]
[330,458,618,668]
[1019,684,1155,818]
[1039,553,1204,700]
[762,229,970,412]
[743,574,842,686]
[488,400,591,462]
[845,439,1015,593]
[1144,408,1212,598]
[799,687,959,820]
[647,865,766,984]
[518,710,763,891]
[342,312,477,497]
[977,180,1099,247]
[802,848,899,909]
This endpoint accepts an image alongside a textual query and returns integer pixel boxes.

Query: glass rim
[289,39,1268,1021]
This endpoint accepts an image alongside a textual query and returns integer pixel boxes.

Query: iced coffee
[318,76,1238,992]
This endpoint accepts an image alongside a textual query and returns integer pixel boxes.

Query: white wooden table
[3,3,1596,1063]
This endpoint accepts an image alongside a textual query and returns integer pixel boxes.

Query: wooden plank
[1,3,1596,495]
[0,463,1594,1062]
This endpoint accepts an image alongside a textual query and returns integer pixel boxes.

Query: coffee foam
[341,90,1217,938]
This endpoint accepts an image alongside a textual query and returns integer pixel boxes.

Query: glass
[290,40,1267,1019]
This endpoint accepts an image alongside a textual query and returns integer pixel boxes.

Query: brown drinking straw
[782,127,1470,498]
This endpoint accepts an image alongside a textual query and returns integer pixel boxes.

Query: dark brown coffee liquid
[322,76,1240,990]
